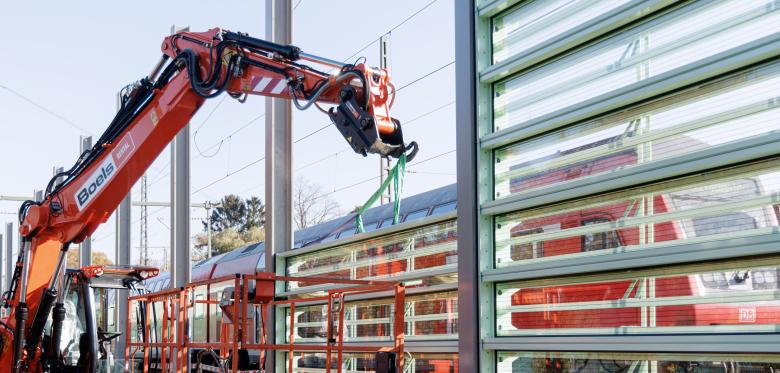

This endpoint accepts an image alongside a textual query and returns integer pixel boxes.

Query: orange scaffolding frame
[124,273,405,373]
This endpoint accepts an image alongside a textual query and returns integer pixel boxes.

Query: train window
[362,221,380,232]
[493,0,780,134]
[700,272,729,290]
[338,228,356,239]
[379,217,394,228]
[751,268,780,290]
[693,212,757,237]
[432,201,456,215]
[320,232,338,243]
[581,218,620,251]
[496,262,780,336]
[495,58,780,202]
[405,208,430,222]
[497,351,780,373]
[495,161,780,268]
[510,228,543,261]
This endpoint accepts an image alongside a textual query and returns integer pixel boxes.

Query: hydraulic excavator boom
[0,28,416,373]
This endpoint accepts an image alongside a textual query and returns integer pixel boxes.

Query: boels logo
[76,158,116,209]
[74,135,135,211]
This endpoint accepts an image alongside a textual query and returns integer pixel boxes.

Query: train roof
[146,183,457,288]
[293,183,456,248]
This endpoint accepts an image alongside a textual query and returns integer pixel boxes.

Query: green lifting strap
[355,152,407,233]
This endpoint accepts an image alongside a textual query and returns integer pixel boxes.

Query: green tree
[195,194,266,257]
[206,195,246,233]
[245,196,266,231]
[203,194,265,233]
[194,227,265,258]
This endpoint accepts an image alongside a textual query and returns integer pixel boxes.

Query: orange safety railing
[184,274,243,372]
[242,273,405,373]
[126,287,187,373]
[124,272,405,373]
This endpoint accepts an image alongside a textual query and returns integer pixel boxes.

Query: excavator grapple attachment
[330,85,409,159]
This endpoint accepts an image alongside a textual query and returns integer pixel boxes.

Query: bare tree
[294,177,341,230]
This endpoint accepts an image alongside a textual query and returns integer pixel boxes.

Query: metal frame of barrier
[126,287,188,373]
[124,273,405,373]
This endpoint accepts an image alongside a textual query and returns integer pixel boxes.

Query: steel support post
[4,223,12,301]
[170,25,191,290]
[80,136,93,267]
[455,0,480,372]
[265,0,293,370]
[379,33,393,205]
[170,120,191,288]
[114,95,133,360]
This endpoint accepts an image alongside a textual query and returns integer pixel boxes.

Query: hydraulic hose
[290,71,362,111]
[48,302,66,364]
[222,31,301,61]
[12,303,27,373]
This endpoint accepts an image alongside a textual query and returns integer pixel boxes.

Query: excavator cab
[41,265,157,373]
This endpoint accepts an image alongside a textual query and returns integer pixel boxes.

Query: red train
[505,136,780,333]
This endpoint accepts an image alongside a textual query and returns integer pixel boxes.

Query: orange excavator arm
[0,28,416,372]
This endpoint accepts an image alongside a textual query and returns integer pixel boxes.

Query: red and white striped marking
[251,76,288,95]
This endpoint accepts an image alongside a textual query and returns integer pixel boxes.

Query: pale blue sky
[0,1,455,265]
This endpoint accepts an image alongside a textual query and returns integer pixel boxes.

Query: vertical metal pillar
[379,33,393,205]
[4,223,11,298]
[114,95,132,360]
[170,25,192,290]
[455,0,480,372]
[80,136,93,267]
[170,114,191,288]
[265,0,292,370]
[52,167,66,271]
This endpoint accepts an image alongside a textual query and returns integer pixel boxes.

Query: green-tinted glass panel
[493,0,780,132]
[494,61,780,200]
[497,351,780,372]
[495,160,780,268]
[492,0,630,64]
[496,260,780,336]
